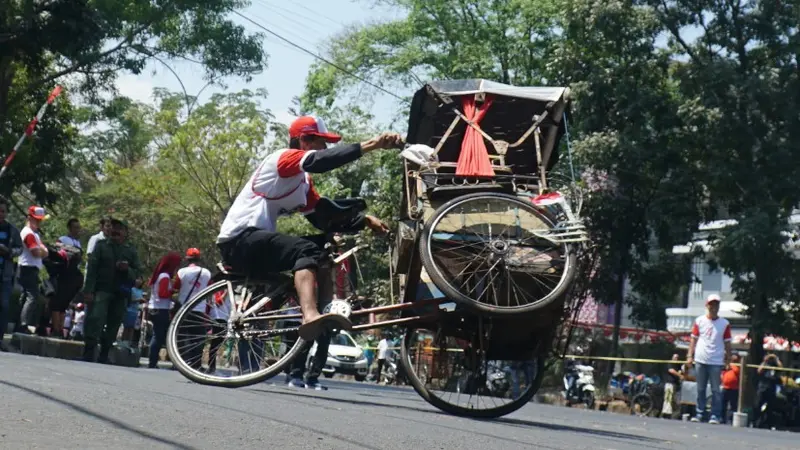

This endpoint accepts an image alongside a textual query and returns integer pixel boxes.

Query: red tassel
[456,95,495,177]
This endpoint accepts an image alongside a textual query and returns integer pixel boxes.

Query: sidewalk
[2,332,141,367]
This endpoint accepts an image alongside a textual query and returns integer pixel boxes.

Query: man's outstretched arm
[278,133,403,176]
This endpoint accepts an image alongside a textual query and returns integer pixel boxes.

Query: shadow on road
[249,386,437,415]
[494,417,668,447]
[252,387,669,449]
[0,380,198,450]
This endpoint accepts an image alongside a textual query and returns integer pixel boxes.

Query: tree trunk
[743,291,768,415]
[606,270,627,379]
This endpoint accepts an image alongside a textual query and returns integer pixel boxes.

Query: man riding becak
[216,115,402,341]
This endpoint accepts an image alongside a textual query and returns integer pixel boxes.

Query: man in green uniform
[82,218,140,363]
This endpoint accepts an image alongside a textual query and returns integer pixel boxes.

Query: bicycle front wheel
[166,279,306,388]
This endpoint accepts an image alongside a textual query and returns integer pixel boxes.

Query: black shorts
[218,228,327,279]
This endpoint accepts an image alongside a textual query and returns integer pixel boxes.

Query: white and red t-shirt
[217,149,321,243]
[149,272,175,310]
[691,315,731,366]
[175,264,211,312]
[20,225,44,269]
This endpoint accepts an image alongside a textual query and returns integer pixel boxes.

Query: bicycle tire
[420,192,577,315]
[166,279,306,388]
[631,393,654,416]
[400,325,545,419]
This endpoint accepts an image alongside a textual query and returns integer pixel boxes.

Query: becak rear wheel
[420,192,576,315]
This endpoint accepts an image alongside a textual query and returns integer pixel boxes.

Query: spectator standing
[70,303,86,340]
[63,306,73,339]
[207,290,232,374]
[82,219,140,363]
[687,294,732,424]
[50,218,84,337]
[86,217,111,256]
[720,353,740,424]
[174,248,211,369]
[17,206,49,334]
[755,353,783,429]
[58,218,82,249]
[375,334,391,384]
[147,252,182,368]
[0,199,22,348]
[118,276,145,352]
[661,353,683,418]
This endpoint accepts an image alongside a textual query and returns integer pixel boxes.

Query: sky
[115,0,409,128]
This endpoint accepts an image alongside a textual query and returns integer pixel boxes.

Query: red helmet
[186,248,201,258]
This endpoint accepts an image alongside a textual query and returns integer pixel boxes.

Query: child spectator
[70,303,86,341]
[118,277,146,352]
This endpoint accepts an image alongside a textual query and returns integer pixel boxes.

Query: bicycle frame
[215,235,452,341]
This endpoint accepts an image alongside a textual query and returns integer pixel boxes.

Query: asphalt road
[0,353,795,450]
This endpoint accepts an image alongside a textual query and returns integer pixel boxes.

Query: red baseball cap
[289,115,341,143]
[186,248,201,258]
[28,205,46,220]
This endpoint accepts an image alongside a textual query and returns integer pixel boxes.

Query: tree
[1,0,266,205]
[53,88,282,269]
[1,0,265,118]
[646,0,800,371]
[556,0,709,364]
[0,72,79,209]
[300,0,561,111]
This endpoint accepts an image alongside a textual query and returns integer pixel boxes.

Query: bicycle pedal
[322,300,352,318]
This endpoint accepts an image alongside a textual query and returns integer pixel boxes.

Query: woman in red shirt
[146,252,182,368]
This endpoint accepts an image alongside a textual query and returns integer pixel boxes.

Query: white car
[307,331,369,381]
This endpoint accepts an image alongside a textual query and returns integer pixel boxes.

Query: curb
[3,333,141,367]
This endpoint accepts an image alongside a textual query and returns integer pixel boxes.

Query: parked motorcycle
[563,363,596,409]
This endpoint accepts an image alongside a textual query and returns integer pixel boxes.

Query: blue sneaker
[286,377,306,388]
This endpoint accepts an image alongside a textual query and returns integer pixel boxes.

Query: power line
[256,0,343,30]
[232,10,407,103]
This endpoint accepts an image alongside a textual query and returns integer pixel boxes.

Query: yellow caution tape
[357,349,800,373]
[564,355,800,374]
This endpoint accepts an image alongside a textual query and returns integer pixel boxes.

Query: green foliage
[53,89,280,271]
[557,1,706,335]
[646,0,800,346]
[1,0,266,206]
[0,71,79,207]
[300,0,561,111]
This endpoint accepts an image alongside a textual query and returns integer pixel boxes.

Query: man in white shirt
[216,116,398,341]
[17,206,49,333]
[175,247,211,369]
[687,294,732,424]
[375,336,392,384]
[86,217,111,255]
